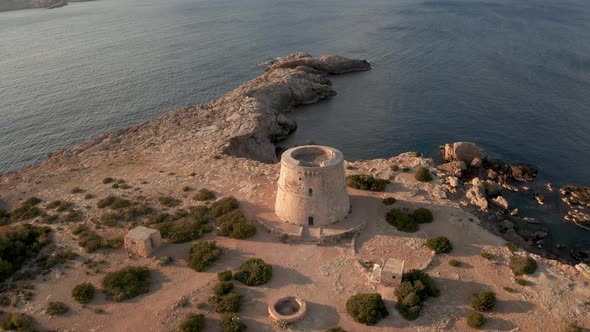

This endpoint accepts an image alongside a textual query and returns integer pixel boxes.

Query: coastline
[0,53,589,331]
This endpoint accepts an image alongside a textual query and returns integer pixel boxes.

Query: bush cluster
[448,259,460,267]
[505,242,518,252]
[187,241,222,272]
[414,167,433,182]
[76,230,103,253]
[480,252,494,260]
[345,293,388,325]
[466,311,485,329]
[179,313,205,332]
[221,314,247,332]
[0,224,51,282]
[10,197,43,221]
[394,269,440,320]
[102,266,151,302]
[218,270,233,281]
[234,258,272,286]
[470,291,496,312]
[97,195,130,209]
[509,256,537,275]
[425,236,453,254]
[0,312,32,331]
[194,189,216,201]
[39,248,77,270]
[158,196,181,207]
[386,207,433,233]
[46,301,69,316]
[210,197,239,218]
[212,292,243,313]
[215,210,256,239]
[72,282,95,304]
[324,328,346,332]
[346,174,390,192]
[157,219,213,244]
[214,282,234,297]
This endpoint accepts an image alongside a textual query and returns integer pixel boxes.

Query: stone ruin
[124,226,162,257]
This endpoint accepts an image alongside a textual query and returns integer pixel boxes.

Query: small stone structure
[124,226,162,257]
[268,296,307,323]
[381,258,404,287]
[275,145,350,227]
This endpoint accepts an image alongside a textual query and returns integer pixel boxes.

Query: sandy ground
[1,150,589,332]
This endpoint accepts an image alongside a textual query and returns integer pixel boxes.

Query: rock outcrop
[511,163,538,182]
[440,142,487,164]
[561,185,590,229]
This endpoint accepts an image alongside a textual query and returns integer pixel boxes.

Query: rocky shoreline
[0,53,588,268]
[435,141,590,265]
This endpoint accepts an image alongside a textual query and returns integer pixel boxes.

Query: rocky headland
[0,53,589,331]
[0,0,94,12]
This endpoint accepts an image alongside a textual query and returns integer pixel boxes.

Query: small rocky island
[0,53,588,331]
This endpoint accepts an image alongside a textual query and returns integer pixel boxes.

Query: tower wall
[275,145,350,226]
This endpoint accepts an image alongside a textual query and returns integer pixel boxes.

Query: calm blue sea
[1,0,589,247]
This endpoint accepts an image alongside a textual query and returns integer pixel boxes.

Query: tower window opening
[308,188,313,196]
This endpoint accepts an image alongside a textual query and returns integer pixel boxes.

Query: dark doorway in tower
[308,188,313,196]
[308,216,314,226]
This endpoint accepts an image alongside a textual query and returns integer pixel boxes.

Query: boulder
[491,196,509,210]
[575,263,590,280]
[510,163,538,182]
[483,180,502,197]
[510,208,519,216]
[532,193,545,205]
[465,178,488,211]
[448,177,460,189]
[440,142,487,165]
[471,157,483,168]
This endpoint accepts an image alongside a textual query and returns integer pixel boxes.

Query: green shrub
[46,301,69,316]
[0,209,10,226]
[218,270,233,281]
[41,248,77,270]
[480,252,494,260]
[214,281,234,296]
[147,212,170,224]
[110,199,131,210]
[345,293,388,325]
[324,328,347,332]
[46,200,62,209]
[84,194,95,200]
[213,292,243,313]
[425,236,452,254]
[390,165,399,171]
[466,311,485,329]
[179,313,205,332]
[187,241,222,272]
[10,197,43,221]
[346,174,390,192]
[210,197,239,218]
[97,195,117,208]
[402,167,411,172]
[158,196,181,207]
[386,208,418,233]
[448,259,460,267]
[104,236,124,249]
[509,256,537,275]
[0,312,32,331]
[102,177,114,184]
[72,282,95,304]
[414,167,433,182]
[215,210,256,239]
[102,266,151,301]
[411,208,433,223]
[470,291,496,312]
[394,269,440,320]
[221,314,247,332]
[77,231,103,253]
[382,197,396,205]
[234,258,272,286]
[71,187,84,194]
[515,278,527,286]
[563,321,584,332]
[63,210,83,222]
[158,219,212,244]
[194,189,216,201]
[505,242,518,252]
[0,224,51,282]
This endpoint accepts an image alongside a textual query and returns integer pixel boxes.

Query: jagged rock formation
[561,185,590,229]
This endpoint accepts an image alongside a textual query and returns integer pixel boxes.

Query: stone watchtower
[275,145,350,227]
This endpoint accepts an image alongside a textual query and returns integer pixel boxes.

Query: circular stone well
[268,296,307,323]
